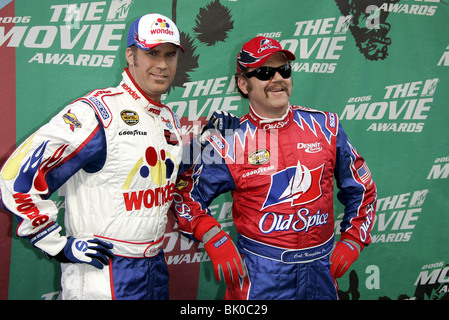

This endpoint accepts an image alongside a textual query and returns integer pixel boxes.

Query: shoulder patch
[80,89,119,128]
[62,109,82,132]
[292,106,339,144]
[208,132,229,159]
[324,111,339,136]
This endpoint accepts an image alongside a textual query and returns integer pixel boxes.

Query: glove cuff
[340,233,363,252]
[30,223,67,256]
[193,215,221,242]
[201,226,221,243]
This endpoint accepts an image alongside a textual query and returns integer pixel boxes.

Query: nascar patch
[121,110,139,126]
[248,149,270,165]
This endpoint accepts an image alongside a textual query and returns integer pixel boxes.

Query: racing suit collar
[121,68,168,115]
[248,104,293,130]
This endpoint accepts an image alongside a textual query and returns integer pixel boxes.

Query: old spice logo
[263,160,324,209]
[279,161,323,205]
[258,38,280,54]
[258,208,329,234]
[262,117,290,129]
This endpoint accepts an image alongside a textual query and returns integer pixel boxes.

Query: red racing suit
[173,104,377,299]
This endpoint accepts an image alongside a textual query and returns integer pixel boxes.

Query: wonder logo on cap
[150,17,175,36]
[127,13,185,52]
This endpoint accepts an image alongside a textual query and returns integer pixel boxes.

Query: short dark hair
[126,45,138,68]
[234,71,249,99]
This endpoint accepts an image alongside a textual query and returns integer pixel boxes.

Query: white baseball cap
[127,13,185,52]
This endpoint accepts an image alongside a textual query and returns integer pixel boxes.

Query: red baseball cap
[236,36,295,72]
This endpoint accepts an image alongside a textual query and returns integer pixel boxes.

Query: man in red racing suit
[172,36,377,300]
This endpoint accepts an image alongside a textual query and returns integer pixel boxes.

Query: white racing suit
[0,69,183,299]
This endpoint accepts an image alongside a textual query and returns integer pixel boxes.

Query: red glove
[330,239,361,279]
[202,226,247,285]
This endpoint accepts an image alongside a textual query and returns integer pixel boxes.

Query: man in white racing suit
[0,13,186,300]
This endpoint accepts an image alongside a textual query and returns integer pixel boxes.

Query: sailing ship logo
[262,160,324,209]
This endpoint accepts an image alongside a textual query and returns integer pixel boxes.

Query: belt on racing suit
[238,234,334,263]
[95,235,164,258]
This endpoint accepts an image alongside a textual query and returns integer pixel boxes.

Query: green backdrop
[0,0,448,300]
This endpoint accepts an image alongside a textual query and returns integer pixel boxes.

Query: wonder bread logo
[123,146,176,190]
[122,146,178,211]
[150,17,175,36]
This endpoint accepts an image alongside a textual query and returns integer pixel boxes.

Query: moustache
[264,82,290,97]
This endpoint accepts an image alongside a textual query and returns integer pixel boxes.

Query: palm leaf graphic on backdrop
[170,0,234,90]
[193,0,234,46]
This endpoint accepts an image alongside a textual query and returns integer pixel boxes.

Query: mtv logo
[421,78,439,97]
[107,0,133,20]
[409,189,429,207]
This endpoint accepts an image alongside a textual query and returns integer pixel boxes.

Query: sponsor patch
[176,179,189,190]
[62,109,82,132]
[121,110,139,125]
[248,149,270,165]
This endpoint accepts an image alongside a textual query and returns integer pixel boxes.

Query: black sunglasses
[245,64,292,81]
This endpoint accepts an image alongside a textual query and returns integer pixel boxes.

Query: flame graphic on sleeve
[1,133,37,181]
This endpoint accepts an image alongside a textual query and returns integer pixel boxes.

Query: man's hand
[53,237,114,269]
[330,239,361,279]
[203,226,247,285]
[199,110,240,145]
